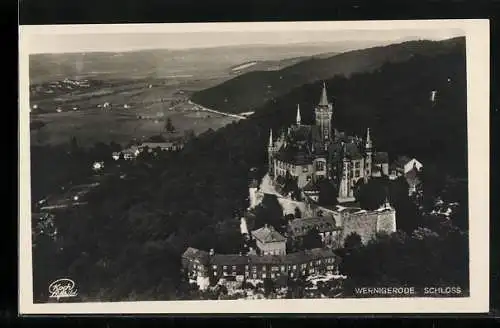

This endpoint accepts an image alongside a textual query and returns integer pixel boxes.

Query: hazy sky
[24,26,465,54]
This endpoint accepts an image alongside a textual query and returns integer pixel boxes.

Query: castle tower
[315,82,333,143]
[364,128,373,180]
[376,196,397,233]
[267,129,275,175]
[296,104,301,126]
[337,144,355,203]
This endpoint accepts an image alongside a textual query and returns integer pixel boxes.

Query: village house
[251,224,287,256]
[389,156,423,195]
[287,216,342,248]
[181,247,341,290]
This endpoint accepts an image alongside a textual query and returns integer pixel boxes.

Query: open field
[29,75,242,148]
[30,103,238,147]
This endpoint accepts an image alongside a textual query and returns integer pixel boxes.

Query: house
[251,224,287,256]
[182,246,341,287]
[138,141,184,153]
[210,253,248,282]
[287,216,342,248]
[390,156,423,177]
[372,152,389,177]
[389,156,423,195]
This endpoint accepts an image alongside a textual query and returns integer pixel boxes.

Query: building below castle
[181,246,341,291]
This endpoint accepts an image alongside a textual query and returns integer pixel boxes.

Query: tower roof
[318,82,329,107]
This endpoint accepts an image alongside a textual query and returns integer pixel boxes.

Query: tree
[165,118,176,133]
[302,227,323,249]
[357,178,387,210]
[318,179,338,206]
[343,232,362,250]
[253,194,284,231]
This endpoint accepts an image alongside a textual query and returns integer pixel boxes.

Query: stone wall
[340,211,379,246]
[376,209,397,234]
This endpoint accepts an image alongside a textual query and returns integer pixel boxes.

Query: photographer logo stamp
[48,278,78,300]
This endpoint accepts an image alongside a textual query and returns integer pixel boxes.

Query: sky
[22,25,465,54]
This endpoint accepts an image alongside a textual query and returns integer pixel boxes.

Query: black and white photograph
[18,20,489,314]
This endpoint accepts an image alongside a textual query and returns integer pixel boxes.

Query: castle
[268,82,390,203]
[181,83,399,291]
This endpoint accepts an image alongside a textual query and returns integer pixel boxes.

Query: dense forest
[191,37,465,115]
[31,43,469,302]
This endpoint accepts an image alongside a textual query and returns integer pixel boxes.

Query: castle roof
[251,225,286,244]
[344,142,364,160]
[182,247,210,264]
[318,82,330,107]
[275,145,313,165]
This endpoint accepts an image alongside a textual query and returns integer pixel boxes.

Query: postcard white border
[19,19,490,314]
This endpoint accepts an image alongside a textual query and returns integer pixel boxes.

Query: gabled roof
[210,254,249,266]
[182,247,209,264]
[251,225,286,243]
[393,155,412,167]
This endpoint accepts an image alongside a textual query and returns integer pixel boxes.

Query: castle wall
[340,212,379,246]
[376,209,397,234]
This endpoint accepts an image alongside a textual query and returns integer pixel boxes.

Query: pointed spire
[268,129,273,147]
[296,104,301,126]
[319,81,329,106]
[366,127,372,150]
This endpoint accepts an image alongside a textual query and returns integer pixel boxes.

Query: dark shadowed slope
[190,37,465,114]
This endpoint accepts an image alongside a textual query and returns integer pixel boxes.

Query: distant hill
[190,37,466,114]
[29,42,370,84]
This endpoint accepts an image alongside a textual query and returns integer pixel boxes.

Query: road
[187,100,247,120]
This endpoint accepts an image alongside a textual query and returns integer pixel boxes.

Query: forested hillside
[191,37,465,115]
[32,43,468,302]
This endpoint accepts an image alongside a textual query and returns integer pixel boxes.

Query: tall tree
[165,118,176,133]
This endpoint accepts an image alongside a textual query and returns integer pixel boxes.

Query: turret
[315,82,334,143]
[365,128,373,179]
[267,129,275,175]
[296,104,301,126]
